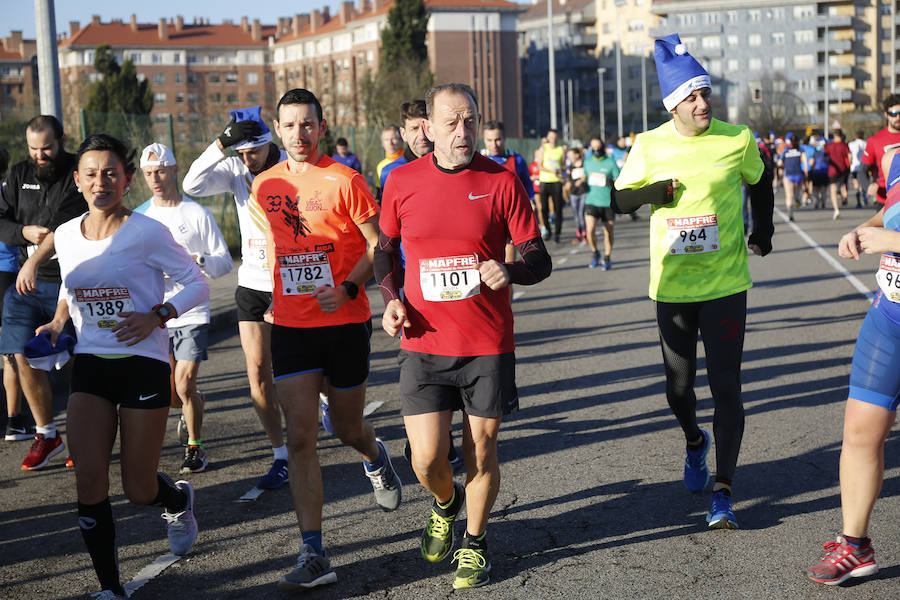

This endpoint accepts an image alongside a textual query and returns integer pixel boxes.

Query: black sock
[843,534,870,549]
[434,485,462,517]
[78,498,124,596]
[686,435,705,450]
[463,530,487,551]
[152,472,186,513]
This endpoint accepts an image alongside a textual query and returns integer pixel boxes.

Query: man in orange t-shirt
[248,88,402,592]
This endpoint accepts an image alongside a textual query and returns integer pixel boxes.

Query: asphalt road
[2,195,899,599]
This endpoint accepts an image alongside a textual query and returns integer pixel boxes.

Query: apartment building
[0,32,37,117]
[271,0,525,135]
[650,0,887,130]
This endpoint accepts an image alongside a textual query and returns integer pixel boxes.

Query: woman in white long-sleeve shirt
[37,134,209,600]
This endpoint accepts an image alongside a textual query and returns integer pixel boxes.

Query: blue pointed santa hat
[654,34,711,111]
[229,105,273,151]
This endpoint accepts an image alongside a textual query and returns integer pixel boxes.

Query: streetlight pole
[597,67,606,139]
[547,0,557,130]
[641,51,648,132]
[614,0,624,137]
[824,23,829,138]
[34,0,62,119]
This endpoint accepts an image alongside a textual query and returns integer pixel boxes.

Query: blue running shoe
[319,395,334,436]
[602,257,611,271]
[684,430,710,492]
[589,252,600,269]
[257,458,289,489]
[706,490,739,529]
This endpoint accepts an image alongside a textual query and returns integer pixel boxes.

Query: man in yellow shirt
[539,129,565,242]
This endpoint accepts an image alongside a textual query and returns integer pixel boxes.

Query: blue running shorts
[849,305,900,410]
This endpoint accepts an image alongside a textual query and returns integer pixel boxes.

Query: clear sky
[6,1,348,38]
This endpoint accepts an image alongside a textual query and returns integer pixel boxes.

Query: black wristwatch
[152,303,174,328]
[340,281,359,300]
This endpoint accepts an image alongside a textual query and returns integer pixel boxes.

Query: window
[709,59,722,74]
[246,92,259,103]
[726,11,738,23]
[771,32,785,45]
[748,9,761,21]
[208,73,220,84]
[177,113,185,123]
[702,36,720,49]
[226,93,238,103]
[794,5,814,18]
[246,72,258,85]
[748,34,761,46]
[153,92,167,104]
[794,54,815,69]
[629,65,641,78]
[225,72,238,83]
[187,54,199,64]
[187,93,198,104]
[771,7,785,19]
[794,30,814,43]
[152,73,165,85]
[772,56,786,69]
[727,59,739,71]
[627,19,644,31]
[209,93,221,103]
[727,34,739,47]
[151,54,161,64]
[174,72,183,84]
[130,53,140,64]
[749,58,762,70]
[175,93,184,104]
[187,72,197,84]
[628,89,642,102]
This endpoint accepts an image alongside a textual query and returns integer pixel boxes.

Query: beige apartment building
[0,32,38,118]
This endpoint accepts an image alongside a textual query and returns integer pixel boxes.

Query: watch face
[157,306,171,318]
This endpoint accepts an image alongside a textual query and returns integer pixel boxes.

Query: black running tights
[539,182,564,239]
[656,291,746,484]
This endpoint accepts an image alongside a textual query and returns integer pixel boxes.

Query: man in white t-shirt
[848,130,868,207]
[182,107,292,489]
[137,143,233,475]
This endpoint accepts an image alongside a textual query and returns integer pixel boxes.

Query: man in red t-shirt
[375,83,551,590]
[860,94,900,207]
[825,130,852,218]
[248,88,402,592]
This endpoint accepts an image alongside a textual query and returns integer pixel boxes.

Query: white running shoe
[162,480,198,555]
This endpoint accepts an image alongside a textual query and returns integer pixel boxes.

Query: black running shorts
[271,321,371,389]
[398,350,518,418]
[70,354,171,409]
[585,205,615,221]
[235,286,273,322]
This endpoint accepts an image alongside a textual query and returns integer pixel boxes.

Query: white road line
[123,554,181,595]
[775,207,874,301]
[569,248,578,255]
[236,487,265,503]
[363,400,384,417]
[558,257,568,265]
[513,291,525,301]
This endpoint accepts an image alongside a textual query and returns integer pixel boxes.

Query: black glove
[217,117,262,148]
[747,232,772,256]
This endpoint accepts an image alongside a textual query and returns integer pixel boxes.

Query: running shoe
[90,591,126,600]
[277,543,337,592]
[589,252,600,269]
[602,257,612,271]
[452,537,491,589]
[5,414,34,441]
[256,458,289,489]
[364,439,402,511]
[162,480,198,556]
[683,429,710,492]
[789,211,795,222]
[176,414,188,446]
[833,210,841,220]
[421,481,465,562]
[706,490,739,529]
[319,394,334,436]
[540,226,550,239]
[65,456,74,469]
[806,536,878,585]
[180,445,208,474]
[21,433,65,471]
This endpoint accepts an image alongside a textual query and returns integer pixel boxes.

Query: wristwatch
[340,280,359,300]
[197,255,206,267]
[152,303,174,328]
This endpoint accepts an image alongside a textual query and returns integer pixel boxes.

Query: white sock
[36,423,57,438]
[273,444,288,461]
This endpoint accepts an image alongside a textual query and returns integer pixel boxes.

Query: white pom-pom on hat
[675,43,686,55]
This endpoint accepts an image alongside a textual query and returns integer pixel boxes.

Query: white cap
[140,142,176,168]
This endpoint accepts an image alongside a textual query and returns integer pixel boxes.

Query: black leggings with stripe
[656,291,746,485]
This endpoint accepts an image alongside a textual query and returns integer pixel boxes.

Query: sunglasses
[887,110,900,117]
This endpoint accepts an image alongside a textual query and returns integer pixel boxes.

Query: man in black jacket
[0,115,86,471]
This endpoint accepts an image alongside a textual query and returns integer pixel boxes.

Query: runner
[849,130,868,207]
[805,148,900,585]
[583,135,619,269]
[539,129,565,243]
[181,105,291,489]
[860,94,900,210]
[136,143,233,474]
[825,130,851,220]
[375,82,552,589]
[375,125,403,203]
[566,147,587,245]
[800,135,817,205]
[248,88,401,591]
[778,136,806,222]
[38,133,206,599]
[612,34,774,529]
[330,137,362,173]
[380,100,434,187]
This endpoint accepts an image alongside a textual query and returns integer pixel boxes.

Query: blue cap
[24,331,75,371]
[228,105,273,151]
[654,34,711,111]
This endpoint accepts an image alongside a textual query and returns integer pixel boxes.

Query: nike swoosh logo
[468,193,490,200]
[7,427,26,434]
[138,393,158,402]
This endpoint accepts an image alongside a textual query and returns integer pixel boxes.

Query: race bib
[278,252,334,295]
[74,287,134,329]
[249,238,267,263]
[876,254,900,302]
[419,254,481,302]
[571,167,585,181]
[666,214,720,255]
[589,172,607,187]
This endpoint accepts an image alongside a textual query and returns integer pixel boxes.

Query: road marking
[124,553,180,595]
[569,248,578,255]
[774,207,874,301]
[363,400,384,417]
[558,257,568,264]
[236,487,265,503]
[513,291,525,301]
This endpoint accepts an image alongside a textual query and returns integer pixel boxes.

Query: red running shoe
[21,433,65,471]
[65,456,75,469]
[806,536,878,585]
